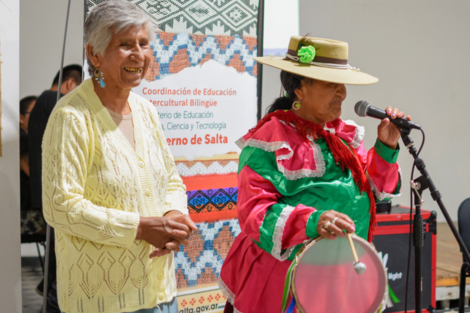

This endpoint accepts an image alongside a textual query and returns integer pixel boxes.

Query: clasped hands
[136,210,197,258]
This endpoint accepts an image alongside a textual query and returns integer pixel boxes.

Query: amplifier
[372,205,437,313]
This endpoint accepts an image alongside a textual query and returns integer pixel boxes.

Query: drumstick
[347,233,367,275]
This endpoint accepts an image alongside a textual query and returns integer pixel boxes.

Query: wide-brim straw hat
[254,36,378,85]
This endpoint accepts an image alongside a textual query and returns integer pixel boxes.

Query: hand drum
[291,235,387,313]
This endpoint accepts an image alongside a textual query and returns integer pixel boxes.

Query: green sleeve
[375,138,399,164]
[373,139,402,201]
[306,210,324,239]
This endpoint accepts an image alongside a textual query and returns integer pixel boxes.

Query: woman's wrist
[135,216,147,240]
[164,210,183,217]
[306,210,324,239]
[378,138,397,150]
[375,138,400,163]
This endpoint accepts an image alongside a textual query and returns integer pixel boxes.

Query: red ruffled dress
[218,113,401,313]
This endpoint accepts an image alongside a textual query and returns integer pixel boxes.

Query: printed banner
[136,56,257,160]
[85,0,260,309]
[177,287,228,313]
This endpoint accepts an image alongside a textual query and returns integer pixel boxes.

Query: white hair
[84,0,158,75]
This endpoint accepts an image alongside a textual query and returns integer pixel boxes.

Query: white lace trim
[236,137,326,180]
[218,277,243,313]
[367,166,403,201]
[307,135,326,176]
[271,205,297,261]
[237,138,294,155]
[343,120,365,149]
[235,137,248,150]
[176,161,238,176]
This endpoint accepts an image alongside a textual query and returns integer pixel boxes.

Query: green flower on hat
[298,45,316,63]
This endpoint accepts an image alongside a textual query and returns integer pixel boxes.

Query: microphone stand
[399,124,470,313]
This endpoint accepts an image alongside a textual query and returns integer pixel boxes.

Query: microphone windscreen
[354,100,370,117]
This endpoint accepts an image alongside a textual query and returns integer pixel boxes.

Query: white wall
[0,0,22,312]
[260,0,299,113]
[299,0,470,222]
[263,0,299,55]
[260,66,282,114]
[20,0,84,98]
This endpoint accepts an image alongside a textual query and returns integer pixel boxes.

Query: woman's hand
[164,210,198,231]
[316,210,355,240]
[135,215,192,256]
[149,211,198,258]
[377,106,412,150]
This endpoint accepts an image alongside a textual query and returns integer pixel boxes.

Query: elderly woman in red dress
[219,36,411,313]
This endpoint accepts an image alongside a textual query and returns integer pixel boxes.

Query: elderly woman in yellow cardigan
[42,2,196,313]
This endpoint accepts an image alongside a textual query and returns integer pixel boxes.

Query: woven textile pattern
[174,219,241,288]
[145,32,257,81]
[187,187,237,214]
[176,160,238,176]
[86,0,259,37]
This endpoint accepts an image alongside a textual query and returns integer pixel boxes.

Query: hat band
[287,49,348,65]
[285,49,359,71]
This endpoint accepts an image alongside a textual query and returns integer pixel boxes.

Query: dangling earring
[94,68,106,88]
[292,100,301,110]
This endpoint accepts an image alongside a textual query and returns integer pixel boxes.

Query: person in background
[20,96,39,235]
[19,111,46,236]
[27,64,82,311]
[28,64,83,213]
[20,96,36,134]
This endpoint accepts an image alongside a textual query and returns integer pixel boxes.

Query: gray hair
[84,0,157,75]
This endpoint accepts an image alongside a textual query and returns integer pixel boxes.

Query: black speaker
[372,206,437,313]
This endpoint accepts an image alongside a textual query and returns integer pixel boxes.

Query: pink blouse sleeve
[356,139,401,200]
[237,166,321,260]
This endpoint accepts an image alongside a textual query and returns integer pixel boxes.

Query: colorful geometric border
[177,288,226,313]
[187,187,238,222]
[86,0,260,37]
[175,219,241,288]
[145,32,257,81]
[176,160,238,177]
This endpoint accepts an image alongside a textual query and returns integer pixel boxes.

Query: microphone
[354,100,421,130]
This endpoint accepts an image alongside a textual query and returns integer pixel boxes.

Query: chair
[21,233,46,272]
[458,198,470,313]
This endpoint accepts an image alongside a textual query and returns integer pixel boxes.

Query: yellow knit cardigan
[42,79,188,313]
